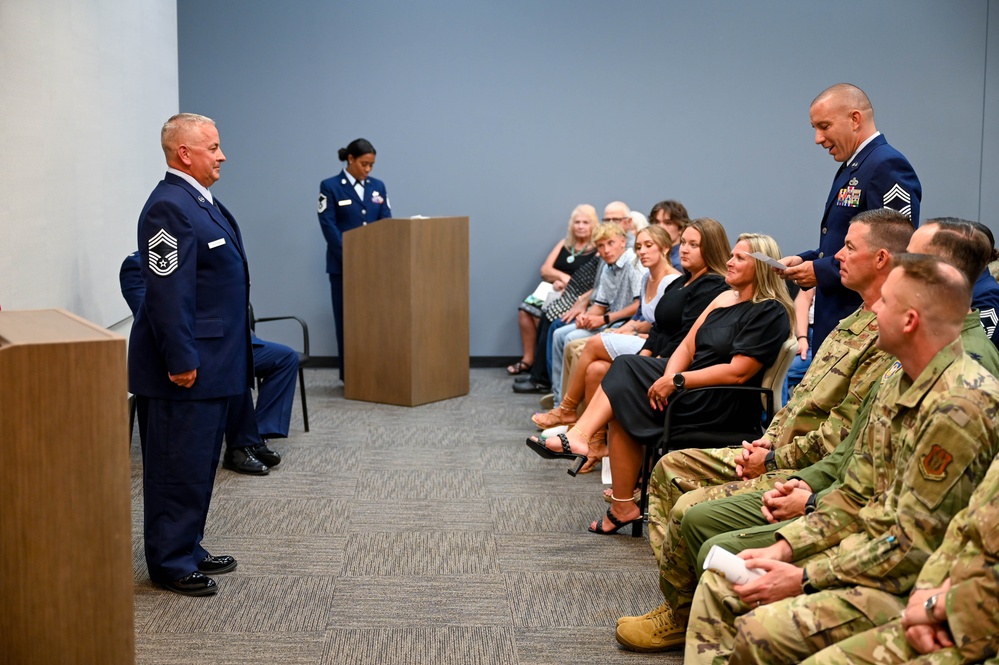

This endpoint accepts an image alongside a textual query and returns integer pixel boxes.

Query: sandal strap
[603,507,625,528]
[556,433,572,454]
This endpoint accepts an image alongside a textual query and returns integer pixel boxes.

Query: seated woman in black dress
[527,232,793,535]
[531,219,731,472]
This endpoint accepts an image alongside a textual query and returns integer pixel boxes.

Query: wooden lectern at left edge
[0,309,134,665]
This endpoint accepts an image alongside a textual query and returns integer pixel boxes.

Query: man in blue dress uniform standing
[129,113,252,596]
[782,83,921,349]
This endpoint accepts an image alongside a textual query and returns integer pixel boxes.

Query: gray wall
[178,0,998,358]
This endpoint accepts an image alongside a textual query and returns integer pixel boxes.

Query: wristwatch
[764,450,777,473]
[804,493,818,514]
[603,313,610,325]
[672,373,685,390]
[801,568,818,594]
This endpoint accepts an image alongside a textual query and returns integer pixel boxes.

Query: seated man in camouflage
[684,254,999,665]
[643,209,914,560]
[682,218,999,568]
[800,447,999,665]
[615,209,911,652]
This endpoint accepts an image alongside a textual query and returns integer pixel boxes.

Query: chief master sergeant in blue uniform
[129,113,252,596]
[317,138,391,380]
[120,252,296,476]
[782,83,921,349]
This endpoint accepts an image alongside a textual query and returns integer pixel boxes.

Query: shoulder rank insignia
[883,184,912,218]
[920,444,953,480]
[318,193,328,213]
[148,228,179,277]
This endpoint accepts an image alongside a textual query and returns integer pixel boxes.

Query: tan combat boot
[615,601,685,652]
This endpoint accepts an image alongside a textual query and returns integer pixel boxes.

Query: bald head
[812,83,873,116]
[809,84,877,162]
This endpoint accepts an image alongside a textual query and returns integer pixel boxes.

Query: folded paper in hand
[749,252,787,272]
[703,545,764,585]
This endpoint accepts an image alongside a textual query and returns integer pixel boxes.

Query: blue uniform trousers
[252,338,298,438]
[329,273,345,380]
[138,395,228,583]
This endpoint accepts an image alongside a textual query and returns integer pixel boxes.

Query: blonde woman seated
[527,232,793,535]
[508,204,598,375]
[531,227,679,457]
[532,220,731,472]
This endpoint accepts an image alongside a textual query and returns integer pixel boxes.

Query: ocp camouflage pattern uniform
[682,312,999,567]
[800,448,999,665]
[685,338,999,665]
[647,306,889,557]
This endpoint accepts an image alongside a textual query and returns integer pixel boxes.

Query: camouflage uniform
[800,449,999,665]
[683,313,999,570]
[647,306,889,557]
[685,338,999,665]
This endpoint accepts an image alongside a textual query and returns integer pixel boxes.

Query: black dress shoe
[160,571,217,596]
[513,380,551,394]
[198,554,237,574]
[223,447,269,475]
[250,442,281,467]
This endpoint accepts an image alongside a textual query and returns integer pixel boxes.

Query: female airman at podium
[317,138,392,380]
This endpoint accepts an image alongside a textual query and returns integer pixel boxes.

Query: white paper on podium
[703,545,765,585]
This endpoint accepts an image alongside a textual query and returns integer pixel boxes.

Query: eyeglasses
[602,217,628,223]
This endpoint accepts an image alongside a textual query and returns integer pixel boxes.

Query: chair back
[762,336,799,415]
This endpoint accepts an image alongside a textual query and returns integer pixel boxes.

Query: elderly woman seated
[527,231,793,535]
[508,204,598,376]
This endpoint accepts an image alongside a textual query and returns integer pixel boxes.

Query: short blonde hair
[592,221,627,244]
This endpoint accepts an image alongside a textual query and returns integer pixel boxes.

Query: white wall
[0,0,178,326]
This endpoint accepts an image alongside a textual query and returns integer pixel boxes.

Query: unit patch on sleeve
[920,444,954,481]
[148,228,179,277]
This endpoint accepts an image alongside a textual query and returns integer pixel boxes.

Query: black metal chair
[634,337,798,537]
[249,304,315,432]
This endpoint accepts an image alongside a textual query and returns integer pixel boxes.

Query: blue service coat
[799,134,921,347]
[317,170,391,274]
[128,173,252,400]
[973,269,999,344]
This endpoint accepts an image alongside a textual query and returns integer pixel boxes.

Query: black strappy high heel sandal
[588,507,643,536]
[525,432,588,476]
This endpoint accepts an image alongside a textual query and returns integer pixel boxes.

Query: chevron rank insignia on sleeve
[148,228,179,276]
[883,184,912,218]
[318,193,327,213]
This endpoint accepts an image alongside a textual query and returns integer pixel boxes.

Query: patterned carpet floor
[130,368,684,664]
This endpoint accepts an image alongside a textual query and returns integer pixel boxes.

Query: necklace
[567,242,588,264]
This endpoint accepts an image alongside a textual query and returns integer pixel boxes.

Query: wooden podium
[0,309,134,664]
[343,216,469,406]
